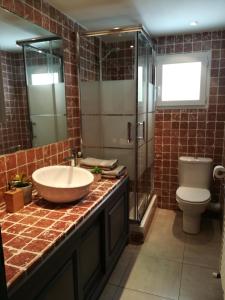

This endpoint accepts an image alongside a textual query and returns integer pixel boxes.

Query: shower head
[101,47,120,61]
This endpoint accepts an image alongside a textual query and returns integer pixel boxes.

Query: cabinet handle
[127,122,132,143]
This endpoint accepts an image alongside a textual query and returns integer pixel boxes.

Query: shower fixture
[100,47,120,62]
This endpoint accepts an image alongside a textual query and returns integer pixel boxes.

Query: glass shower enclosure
[17,37,67,147]
[79,26,155,223]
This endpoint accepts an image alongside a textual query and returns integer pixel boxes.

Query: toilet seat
[176,186,210,204]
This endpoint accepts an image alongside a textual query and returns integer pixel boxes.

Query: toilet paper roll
[213,165,225,180]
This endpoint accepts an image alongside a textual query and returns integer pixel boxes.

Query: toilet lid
[176,187,210,203]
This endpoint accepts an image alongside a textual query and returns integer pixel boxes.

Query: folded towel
[80,157,118,170]
[102,165,126,178]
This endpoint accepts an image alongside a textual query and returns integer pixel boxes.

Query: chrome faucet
[64,148,77,167]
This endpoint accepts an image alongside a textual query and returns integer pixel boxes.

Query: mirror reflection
[0,8,67,155]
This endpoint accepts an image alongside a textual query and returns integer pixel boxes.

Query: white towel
[80,157,118,170]
[102,166,126,178]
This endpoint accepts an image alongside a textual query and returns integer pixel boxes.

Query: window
[31,72,59,85]
[156,51,211,108]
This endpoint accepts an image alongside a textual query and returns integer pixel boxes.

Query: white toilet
[176,156,212,234]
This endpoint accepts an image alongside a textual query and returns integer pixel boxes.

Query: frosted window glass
[31,73,59,85]
[162,62,201,101]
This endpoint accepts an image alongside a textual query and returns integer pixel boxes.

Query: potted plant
[10,174,32,204]
[91,166,102,182]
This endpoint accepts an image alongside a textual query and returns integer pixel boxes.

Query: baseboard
[129,194,157,244]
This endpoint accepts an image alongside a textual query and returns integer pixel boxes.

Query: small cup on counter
[4,188,24,213]
[9,174,33,205]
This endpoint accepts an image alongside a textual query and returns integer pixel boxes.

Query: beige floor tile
[101,209,222,300]
[179,264,223,300]
[120,254,182,300]
[139,231,185,263]
[108,245,139,285]
[114,288,169,300]
[147,209,186,242]
[184,217,222,246]
[183,217,221,269]
[183,241,221,269]
[99,284,118,300]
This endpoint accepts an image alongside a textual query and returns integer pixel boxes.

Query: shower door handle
[127,122,132,143]
[137,121,145,141]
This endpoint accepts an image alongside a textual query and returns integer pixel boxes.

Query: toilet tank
[178,156,213,189]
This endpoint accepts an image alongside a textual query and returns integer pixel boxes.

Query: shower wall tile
[154,30,225,209]
[80,36,100,81]
[102,40,135,80]
[0,51,31,154]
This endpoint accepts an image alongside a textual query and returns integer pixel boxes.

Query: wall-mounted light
[130,45,134,48]
[113,27,120,30]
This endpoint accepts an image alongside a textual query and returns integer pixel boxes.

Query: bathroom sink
[32,166,94,203]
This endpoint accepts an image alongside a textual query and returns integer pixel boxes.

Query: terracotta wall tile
[155,30,225,209]
[0,51,31,154]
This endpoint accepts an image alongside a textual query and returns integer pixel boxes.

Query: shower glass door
[136,32,148,220]
[80,32,137,220]
[23,40,66,147]
[79,27,155,224]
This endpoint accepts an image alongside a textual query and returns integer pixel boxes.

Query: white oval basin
[32,166,94,203]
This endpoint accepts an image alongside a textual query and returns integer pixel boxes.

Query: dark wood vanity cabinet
[0,227,8,300]
[3,177,129,300]
[37,260,76,300]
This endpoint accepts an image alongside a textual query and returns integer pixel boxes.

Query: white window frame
[156,51,211,108]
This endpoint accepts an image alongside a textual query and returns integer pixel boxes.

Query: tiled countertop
[0,177,125,288]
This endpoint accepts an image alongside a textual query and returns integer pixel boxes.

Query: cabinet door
[78,219,103,299]
[108,194,127,256]
[37,260,76,300]
[0,228,8,300]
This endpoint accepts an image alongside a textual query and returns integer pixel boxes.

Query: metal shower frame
[77,25,154,224]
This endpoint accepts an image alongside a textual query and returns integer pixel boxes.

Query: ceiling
[48,0,225,36]
[0,8,54,51]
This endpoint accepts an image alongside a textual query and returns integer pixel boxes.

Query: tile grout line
[117,286,177,300]
[181,261,220,271]
[177,239,186,300]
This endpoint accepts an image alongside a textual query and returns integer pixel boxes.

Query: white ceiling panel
[48,0,225,35]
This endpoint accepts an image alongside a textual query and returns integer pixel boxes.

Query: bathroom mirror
[0,7,67,155]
